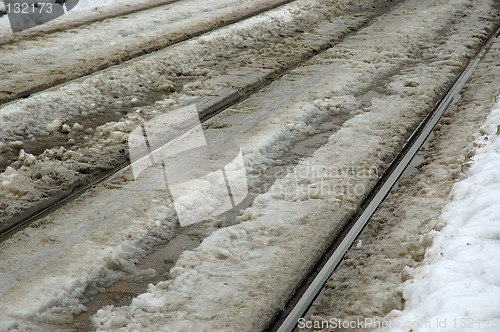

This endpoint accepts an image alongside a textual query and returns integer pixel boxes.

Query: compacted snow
[1,0,416,329]
[386,99,500,331]
[0,0,499,331]
[88,1,499,331]
[306,28,500,331]
[0,0,391,234]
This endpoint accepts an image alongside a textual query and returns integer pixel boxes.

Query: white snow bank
[386,98,500,331]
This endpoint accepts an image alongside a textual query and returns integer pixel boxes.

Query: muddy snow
[308,14,500,332]
[0,0,499,331]
[0,0,398,234]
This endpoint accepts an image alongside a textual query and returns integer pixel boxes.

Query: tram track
[0,0,403,240]
[0,87,242,241]
[269,23,500,332]
[0,0,498,330]
[0,0,181,46]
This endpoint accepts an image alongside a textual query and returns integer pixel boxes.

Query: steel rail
[272,24,500,332]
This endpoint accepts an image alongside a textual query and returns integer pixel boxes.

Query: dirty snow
[384,99,500,332]
[0,0,415,329]
[0,0,296,104]
[306,25,500,332]
[0,0,498,330]
[89,1,500,331]
[0,0,391,230]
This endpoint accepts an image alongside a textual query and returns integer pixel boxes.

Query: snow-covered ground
[0,0,499,331]
[0,0,298,104]
[88,1,499,330]
[307,18,500,332]
[1,0,418,329]
[0,0,389,232]
[385,99,500,331]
